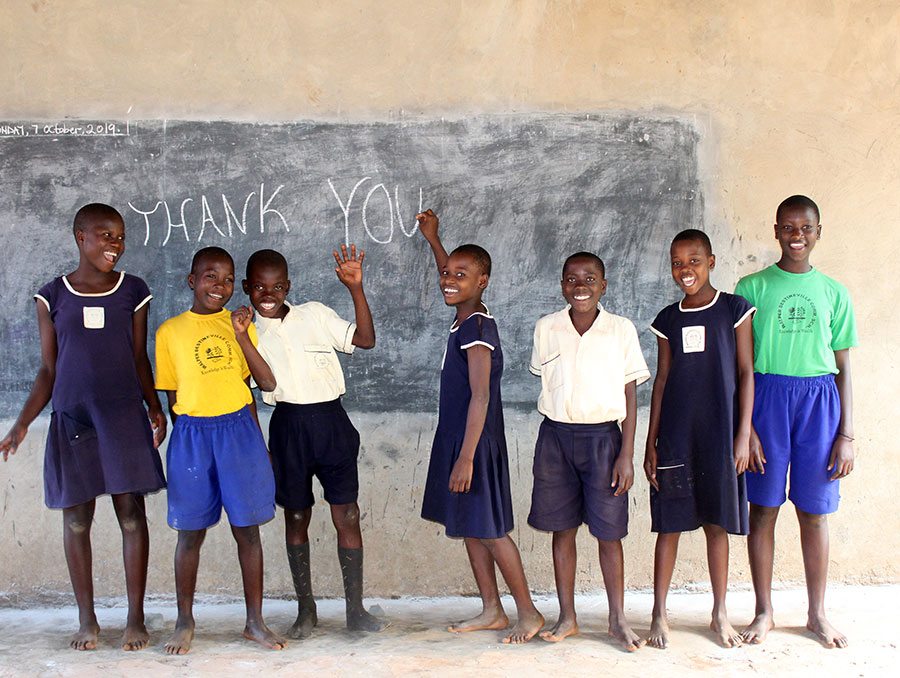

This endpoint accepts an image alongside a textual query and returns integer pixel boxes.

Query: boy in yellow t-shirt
[155,246,283,655]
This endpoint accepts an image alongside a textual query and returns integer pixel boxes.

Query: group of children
[0,194,856,655]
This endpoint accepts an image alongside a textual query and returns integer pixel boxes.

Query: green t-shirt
[734,264,857,376]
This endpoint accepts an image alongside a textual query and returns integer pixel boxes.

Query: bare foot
[69,622,100,651]
[539,616,578,643]
[502,609,544,644]
[243,619,286,650]
[165,622,194,655]
[348,607,389,632]
[647,612,669,649]
[121,621,150,651]
[609,616,645,652]
[711,614,743,648]
[286,605,318,640]
[741,611,774,645]
[807,614,848,649]
[448,608,509,633]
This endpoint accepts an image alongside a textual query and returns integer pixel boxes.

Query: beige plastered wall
[0,1,897,601]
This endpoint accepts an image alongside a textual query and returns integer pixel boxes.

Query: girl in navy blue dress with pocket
[643,229,755,650]
[0,204,166,652]
[416,210,544,644]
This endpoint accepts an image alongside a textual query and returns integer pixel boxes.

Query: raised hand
[333,243,365,290]
[416,209,439,240]
[231,305,255,335]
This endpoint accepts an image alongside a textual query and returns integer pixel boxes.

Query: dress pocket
[656,461,693,499]
[60,411,98,447]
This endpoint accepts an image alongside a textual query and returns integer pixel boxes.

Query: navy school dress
[649,291,754,535]
[35,273,166,509]
[421,311,514,539]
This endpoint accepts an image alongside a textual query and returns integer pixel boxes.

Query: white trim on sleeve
[134,294,153,312]
[734,306,756,328]
[529,364,541,376]
[649,326,668,339]
[34,294,50,312]
[460,340,495,351]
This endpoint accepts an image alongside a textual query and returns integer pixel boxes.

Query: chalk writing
[0,121,129,138]
[328,177,423,245]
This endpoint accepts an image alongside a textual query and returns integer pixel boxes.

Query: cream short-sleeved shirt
[255,301,356,406]
[529,305,650,424]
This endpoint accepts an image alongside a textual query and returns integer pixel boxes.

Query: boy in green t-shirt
[734,195,856,649]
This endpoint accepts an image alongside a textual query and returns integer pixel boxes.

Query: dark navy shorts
[528,418,628,541]
[166,406,276,530]
[268,399,361,510]
[747,373,841,515]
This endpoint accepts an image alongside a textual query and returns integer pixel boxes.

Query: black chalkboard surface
[0,115,699,415]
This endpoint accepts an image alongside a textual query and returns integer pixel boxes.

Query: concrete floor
[0,585,895,677]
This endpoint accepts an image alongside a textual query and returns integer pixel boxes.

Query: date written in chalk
[0,121,129,137]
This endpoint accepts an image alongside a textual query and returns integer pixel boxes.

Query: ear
[709,254,716,270]
[774,223,780,239]
[284,279,291,294]
[188,273,195,290]
[241,279,250,294]
[478,273,489,289]
[816,224,822,240]
[598,278,609,296]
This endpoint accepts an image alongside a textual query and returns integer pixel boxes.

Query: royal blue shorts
[747,373,841,515]
[166,406,276,530]
[528,418,628,541]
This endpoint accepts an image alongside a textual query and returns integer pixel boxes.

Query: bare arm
[643,336,671,490]
[1,301,57,461]
[132,304,167,448]
[231,306,277,392]
[612,380,638,496]
[164,390,178,425]
[733,319,755,474]
[333,244,375,349]
[416,210,449,274]
[449,345,492,494]
[829,348,854,480]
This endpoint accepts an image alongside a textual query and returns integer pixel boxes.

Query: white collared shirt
[255,301,356,406]
[529,304,650,424]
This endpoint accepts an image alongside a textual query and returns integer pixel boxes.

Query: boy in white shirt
[528,252,650,651]
[243,245,385,638]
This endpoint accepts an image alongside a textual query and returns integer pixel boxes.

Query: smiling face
[440,251,488,307]
[189,253,235,314]
[76,216,126,273]
[561,256,607,314]
[243,262,290,319]
[670,238,715,298]
[775,205,820,271]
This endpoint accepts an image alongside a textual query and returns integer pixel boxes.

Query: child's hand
[828,436,855,480]
[0,423,27,462]
[333,243,365,290]
[733,434,750,475]
[643,443,659,491]
[747,427,766,474]
[449,457,474,494]
[231,305,255,335]
[148,407,167,449]
[611,454,635,496]
[416,209,439,240]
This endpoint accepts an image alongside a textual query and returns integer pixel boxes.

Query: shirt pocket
[541,351,564,391]
[304,344,335,374]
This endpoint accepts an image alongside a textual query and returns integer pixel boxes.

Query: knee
[749,505,779,529]
[796,509,828,529]
[332,503,360,529]
[177,529,206,549]
[65,516,91,535]
[286,508,312,529]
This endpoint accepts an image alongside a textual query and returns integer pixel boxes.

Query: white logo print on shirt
[682,325,706,353]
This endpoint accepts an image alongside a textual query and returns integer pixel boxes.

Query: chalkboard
[0,115,700,415]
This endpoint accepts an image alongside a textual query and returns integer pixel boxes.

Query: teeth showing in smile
[681,276,696,287]
[573,294,590,301]
[209,293,223,300]
[442,288,457,295]
[790,243,805,250]
[103,251,117,262]
[260,302,276,311]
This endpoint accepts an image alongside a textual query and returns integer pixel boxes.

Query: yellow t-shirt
[155,309,257,417]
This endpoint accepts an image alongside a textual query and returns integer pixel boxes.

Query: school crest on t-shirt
[682,325,706,353]
[776,293,818,334]
[193,334,235,373]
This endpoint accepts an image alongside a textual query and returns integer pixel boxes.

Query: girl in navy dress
[0,204,166,652]
[416,209,544,644]
[643,229,755,649]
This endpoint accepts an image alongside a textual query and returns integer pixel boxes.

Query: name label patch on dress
[82,306,105,329]
[681,325,705,353]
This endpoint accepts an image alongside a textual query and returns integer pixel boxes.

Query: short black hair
[73,203,123,236]
[562,251,605,278]
[776,195,820,223]
[191,246,234,274]
[246,249,288,279]
[451,244,492,276]
[671,229,713,256]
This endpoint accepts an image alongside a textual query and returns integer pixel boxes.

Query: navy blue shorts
[166,406,276,530]
[528,418,628,541]
[268,399,360,510]
[747,373,841,515]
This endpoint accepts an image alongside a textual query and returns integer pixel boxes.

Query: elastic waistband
[274,398,344,416]
[175,405,252,428]
[542,417,619,433]
[755,373,836,389]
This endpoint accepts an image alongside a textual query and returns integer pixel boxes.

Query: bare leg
[165,528,205,655]
[63,500,100,651]
[448,538,509,633]
[703,524,742,647]
[231,525,285,650]
[648,532,679,649]
[797,508,847,648]
[742,503,778,644]
[598,539,644,651]
[540,528,579,642]
[111,493,150,651]
[331,502,387,632]
[284,507,317,639]
[481,536,544,644]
